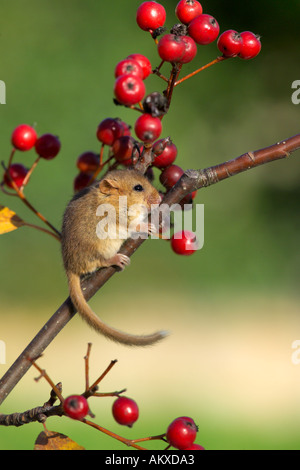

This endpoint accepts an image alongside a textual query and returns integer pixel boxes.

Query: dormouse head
[99,169,161,208]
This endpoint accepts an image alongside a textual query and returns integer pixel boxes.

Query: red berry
[188,14,220,45]
[4,163,28,188]
[157,34,185,63]
[153,139,178,168]
[73,172,93,192]
[127,54,152,79]
[112,136,135,162]
[166,416,198,449]
[175,0,203,25]
[119,120,132,136]
[63,395,89,420]
[159,164,184,189]
[114,75,146,106]
[179,190,197,206]
[134,114,162,143]
[185,443,205,450]
[180,35,197,63]
[171,231,198,255]
[96,118,123,146]
[11,124,37,151]
[76,151,99,173]
[238,31,261,60]
[121,158,133,167]
[35,133,61,160]
[136,1,166,32]
[217,30,242,57]
[112,397,139,427]
[114,58,144,79]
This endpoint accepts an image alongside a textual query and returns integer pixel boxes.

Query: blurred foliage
[0,0,300,450]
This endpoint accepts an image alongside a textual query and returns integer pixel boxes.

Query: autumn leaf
[34,430,85,450]
[0,205,25,234]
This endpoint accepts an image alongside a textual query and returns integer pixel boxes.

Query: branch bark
[0,133,299,406]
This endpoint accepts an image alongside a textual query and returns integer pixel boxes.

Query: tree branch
[0,133,299,406]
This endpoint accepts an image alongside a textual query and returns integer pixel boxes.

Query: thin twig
[83,419,147,450]
[174,56,228,87]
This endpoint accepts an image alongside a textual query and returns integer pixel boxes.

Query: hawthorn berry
[119,120,132,136]
[73,172,93,192]
[179,190,197,207]
[76,151,99,173]
[112,396,139,427]
[188,14,220,45]
[4,163,28,189]
[157,34,185,63]
[136,1,166,32]
[112,135,135,162]
[159,164,184,189]
[134,113,162,143]
[185,443,205,450]
[127,53,152,80]
[143,91,168,117]
[114,58,144,79]
[153,139,178,168]
[238,31,261,60]
[96,118,123,146]
[63,395,89,420]
[166,416,198,449]
[180,35,197,64]
[35,133,61,160]
[217,30,242,57]
[175,0,203,25]
[114,74,146,106]
[171,231,198,255]
[11,124,37,151]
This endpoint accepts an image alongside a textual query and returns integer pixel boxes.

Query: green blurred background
[0,0,300,450]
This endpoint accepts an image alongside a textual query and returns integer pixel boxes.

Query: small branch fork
[0,345,168,450]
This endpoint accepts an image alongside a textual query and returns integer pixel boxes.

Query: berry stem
[7,148,16,167]
[0,181,18,197]
[84,342,92,392]
[83,419,147,450]
[20,156,41,190]
[1,161,61,238]
[23,222,61,242]
[131,433,167,443]
[165,64,182,109]
[85,359,118,396]
[88,145,114,185]
[174,55,228,86]
[30,358,64,403]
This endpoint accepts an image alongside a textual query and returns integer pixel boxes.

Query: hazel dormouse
[61,169,167,346]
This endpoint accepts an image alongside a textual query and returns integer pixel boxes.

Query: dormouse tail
[67,271,168,347]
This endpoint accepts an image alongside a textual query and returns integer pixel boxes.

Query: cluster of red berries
[3,124,61,189]
[136,1,261,62]
[63,394,204,450]
[72,1,262,258]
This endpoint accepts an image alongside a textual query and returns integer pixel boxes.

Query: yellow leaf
[34,430,85,451]
[0,205,24,234]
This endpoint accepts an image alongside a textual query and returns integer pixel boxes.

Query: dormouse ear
[99,177,120,195]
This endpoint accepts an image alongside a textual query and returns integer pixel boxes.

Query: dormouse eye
[133,184,144,192]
